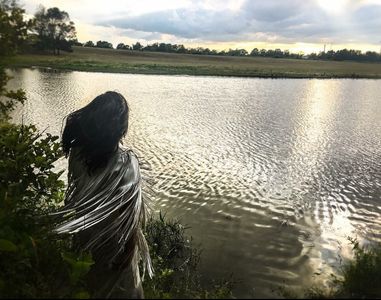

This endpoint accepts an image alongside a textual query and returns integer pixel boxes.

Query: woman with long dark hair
[54,91,152,298]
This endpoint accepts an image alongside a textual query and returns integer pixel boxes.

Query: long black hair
[62,91,129,173]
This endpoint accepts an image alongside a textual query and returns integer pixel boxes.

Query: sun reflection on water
[7,69,381,298]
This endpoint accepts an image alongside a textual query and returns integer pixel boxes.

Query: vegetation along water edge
[4,46,381,79]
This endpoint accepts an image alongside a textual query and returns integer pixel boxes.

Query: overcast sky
[21,0,381,53]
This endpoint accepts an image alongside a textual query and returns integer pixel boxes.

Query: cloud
[99,8,247,40]
[350,4,381,41]
[94,0,381,45]
[242,0,309,22]
[21,0,381,46]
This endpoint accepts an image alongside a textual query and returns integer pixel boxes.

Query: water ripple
[7,69,381,298]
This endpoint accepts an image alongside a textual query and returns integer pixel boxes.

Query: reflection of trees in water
[9,68,84,136]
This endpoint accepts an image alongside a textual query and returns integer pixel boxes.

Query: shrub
[338,238,381,298]
[143,213,235,299]
[0,68,93,298]
[278,238,381,299]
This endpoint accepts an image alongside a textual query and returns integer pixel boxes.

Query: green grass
[3,46,381,78]
[279,238,381,299]
[338,238,381,298]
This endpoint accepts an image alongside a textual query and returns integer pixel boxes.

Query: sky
[20,0,381,54]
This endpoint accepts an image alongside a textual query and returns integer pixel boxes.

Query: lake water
[7,68,381,298]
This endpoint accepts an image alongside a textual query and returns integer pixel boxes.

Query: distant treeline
[309,49,381,62]
[80,40,381,62]
[82,40,303,59]
[3,0,380,64]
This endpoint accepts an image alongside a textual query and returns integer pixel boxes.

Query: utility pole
[324,44,326,53]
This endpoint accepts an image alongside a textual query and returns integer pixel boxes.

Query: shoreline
[5,64,381,80]
[3,47,381,79]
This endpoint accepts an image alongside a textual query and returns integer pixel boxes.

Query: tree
[71,38,83,46]
[116,43,130,50]
[0,0,32,56]
[84,40,94,47]
[176,44,186,53]
[132,41,143,51]
[227,48,248,56]
[250,48,259,56]
[95,40,113,48]
[365,51,379,62]
[33,6,76,54]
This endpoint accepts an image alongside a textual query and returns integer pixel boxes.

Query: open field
[4,46,381,78]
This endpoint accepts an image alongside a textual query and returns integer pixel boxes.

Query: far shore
[3,46,381,79]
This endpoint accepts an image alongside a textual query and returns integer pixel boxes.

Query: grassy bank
[4,46,381,78]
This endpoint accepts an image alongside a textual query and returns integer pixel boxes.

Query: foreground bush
[0,69,94,298]
[143,213,234,299]
[338,238,381,298]
[279,238,381,299]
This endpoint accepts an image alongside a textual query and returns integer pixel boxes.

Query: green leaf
[73,291,90,299]
[162,292,172,299]
[62,252,94,285]
[0,239,18,252]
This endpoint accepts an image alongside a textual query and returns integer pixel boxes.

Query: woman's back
[65,148,150,298]
[55,92,152,298]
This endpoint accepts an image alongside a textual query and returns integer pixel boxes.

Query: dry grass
[4,46,381,78]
